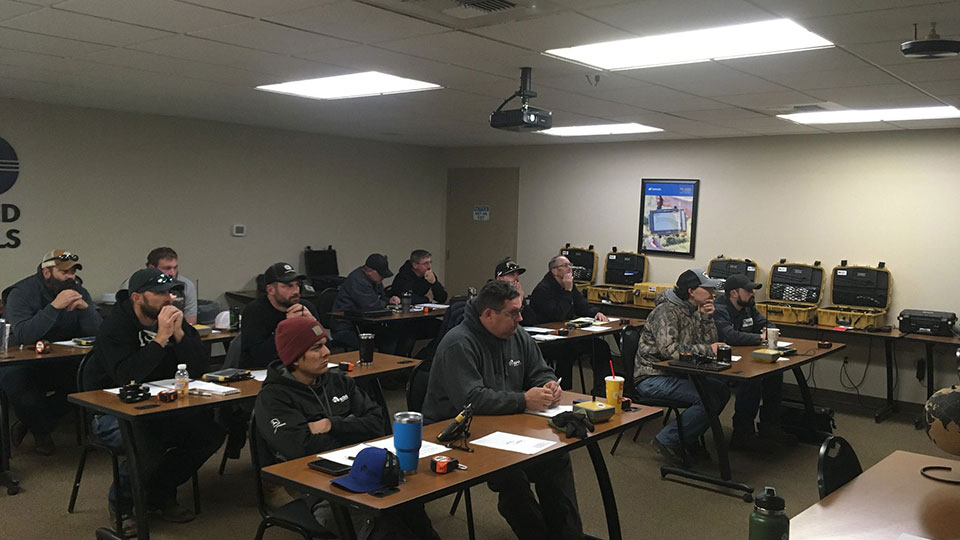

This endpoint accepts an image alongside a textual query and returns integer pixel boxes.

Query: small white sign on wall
[473,205,490,221]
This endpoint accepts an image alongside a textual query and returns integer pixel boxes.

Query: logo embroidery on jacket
[270,418,286,434]
[331,394,349,403]
[742,317,754,328]
[508,359,521,368]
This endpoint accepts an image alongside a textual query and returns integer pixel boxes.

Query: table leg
[331,503,357,540]
[915,342,937,430]
[0,389,21,495]
[118,419,149,540]
[791,366,814,415]
[587,441,621,540]
[875,338,899,423]
[660,374,754,502]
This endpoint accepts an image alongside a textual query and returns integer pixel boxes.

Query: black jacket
[529,272,598,323]
[714,295,775,346]
[240,296,318,369]
[1,269,102,346]
[254,360,384,462]
[391,260,448,304]
[83,298,208,390]
[422,299,556,424]
[330,267,389,332]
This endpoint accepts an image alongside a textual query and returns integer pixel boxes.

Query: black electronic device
[777,346,797,356]
[344,309,392,319]
[818,341,833,349]
[202,368,253,383]
[490,67,552,132]
[898,309,958,337]
[118,382,151,404]
[308,458,352,476]
[669,353,731,372]
[437,403,474,452]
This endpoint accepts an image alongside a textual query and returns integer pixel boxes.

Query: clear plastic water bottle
[174,363,189,397]
[749,487,789,540]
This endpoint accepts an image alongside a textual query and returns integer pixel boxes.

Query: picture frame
[638,178,700,258]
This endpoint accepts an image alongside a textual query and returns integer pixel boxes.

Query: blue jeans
[636,375,730,448]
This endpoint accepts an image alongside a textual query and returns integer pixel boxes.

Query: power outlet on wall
[231,224,246,237]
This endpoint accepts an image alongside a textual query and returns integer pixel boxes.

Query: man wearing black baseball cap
[240,262,318,369]
[331,254,409,354]
[83,268,224,534]
[635,268,730,463]
[716,274,797,451]
[494,257,537,323]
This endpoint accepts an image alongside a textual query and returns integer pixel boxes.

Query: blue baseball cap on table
[331,447,401,493]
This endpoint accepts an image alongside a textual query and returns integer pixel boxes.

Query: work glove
[548,411,595,439]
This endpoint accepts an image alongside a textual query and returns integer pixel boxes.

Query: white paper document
[54,340,92,348]
[471,431,557,455]
[777,357,791,362]
[317,443,369,466]
[525,405,573,418]
[731,356,742,362]
[415,303,449,309]
[532,334,564,342]
[581,325,609,332]
[777,341,793,347]
[250,370,268,382]
[102,378,239,396]
[318,438,447,467]
[523,327,555,334]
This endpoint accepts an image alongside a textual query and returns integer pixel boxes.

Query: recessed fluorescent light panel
[256,71,441,100]
[778,106,960,124]
[540,123,663,137]
[544,19,833,71]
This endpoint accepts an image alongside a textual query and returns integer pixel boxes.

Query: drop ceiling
[1,0,959,147]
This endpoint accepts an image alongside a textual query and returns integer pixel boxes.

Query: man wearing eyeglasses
[0,249,102,455]
[240,262,318,369]
[530,255,612,394]
[82,268,224,534]
[423,280,583,540]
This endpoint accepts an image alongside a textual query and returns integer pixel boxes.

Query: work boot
[149,500,196,523]
[729,431,776,454]
[109,506,138,538]
[759,426,799,446]
[11,421,28,448]
[683,439,711,461]
[650,437,683,465]
[34,434,56,456]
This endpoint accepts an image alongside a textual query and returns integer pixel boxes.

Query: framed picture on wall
[638,178,700,258]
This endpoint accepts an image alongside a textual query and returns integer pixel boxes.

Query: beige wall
[443,129,960,404]
[0,98,446,306]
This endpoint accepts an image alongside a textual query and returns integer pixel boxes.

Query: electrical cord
[839,336,873,406]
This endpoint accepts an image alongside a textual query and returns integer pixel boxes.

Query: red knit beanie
[275,317,326,366]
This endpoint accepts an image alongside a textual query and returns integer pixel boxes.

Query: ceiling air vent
[455,0,516,12]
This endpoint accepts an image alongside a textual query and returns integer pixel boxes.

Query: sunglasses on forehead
[136,273,177,292]
[45,253,79,263]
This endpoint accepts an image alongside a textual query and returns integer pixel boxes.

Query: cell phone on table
[308,458,351,476]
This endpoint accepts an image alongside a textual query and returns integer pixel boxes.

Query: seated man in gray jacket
[423,280,582,540]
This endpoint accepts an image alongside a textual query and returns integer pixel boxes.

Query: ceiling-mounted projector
[901,22,960,58]
[490,67,552,132]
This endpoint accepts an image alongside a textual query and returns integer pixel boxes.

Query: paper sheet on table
[415,303,449,309]
[364,437,447,459]
[523,327,555,334]
[777,341,792,347]
[777,357,791,362]
[53,340,93,348]
[731,356,742,362]
[250,369,268,382]
[471,431,557,455]
[581,325,609,332]
[597,318,619,324]
[532,334,564,342]
[187,380,240,395]
[525,405,572,418]
[317,443,369,466]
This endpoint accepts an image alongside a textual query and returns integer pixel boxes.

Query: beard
[45,275,77,295]
[139,298,163,320]
[740,295,756,307]
[276,294,300,309]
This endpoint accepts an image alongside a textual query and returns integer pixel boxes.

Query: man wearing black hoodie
[255,317,440,540]
[0,249,101,455]
[423,280,582,540]
[84,268,224,535]
[390,249,448,304]
[530,254,612,394]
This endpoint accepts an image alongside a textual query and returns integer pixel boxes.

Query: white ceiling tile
[535,86,647,118]
[918,79,960,96]
[713,90,827,110]
[0,1,41,21]
[626,62,790,96]
[807,83,941,108]
[177,0,340,18]
[746,0,951,19]
[816,122,903,133]
[80,46,279,87]
[267,2,447,44]
[538,71,650,92]
[843,40,925,66]
[595,84,729,112]
[470,12,632,50]
[674,107,768,122]
[719,47,873,75]
[377,31,530,73]
[715,116,825,134]
[583,0,773,36]
[939,94,960,106]
[800,5,960,45]
[189,20,355,55]
[0,26,109,56]
[0,7,172,46]
[885,59,960,83]
[761,66,901,90]
[54,0,251,33]
[887,118,960,129]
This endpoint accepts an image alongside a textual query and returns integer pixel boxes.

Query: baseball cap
[331,447,402,494]
[364,254,393,278]
[40,249,82,272]
[724,274,761,292]
[275,317,326,366]
[128,268,184,294]
[495,259,526,278]
[264,262,305,285]
[676,268,723,291]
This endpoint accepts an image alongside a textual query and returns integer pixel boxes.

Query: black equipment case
[817,261,891,329]
[304,245,345,290]
[780,399,836,445]
[898,309,958,336]
[755,260,825,324]
[585,248,648,303]
[707,255,758,282]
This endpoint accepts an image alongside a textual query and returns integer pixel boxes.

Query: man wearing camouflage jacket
[634,269,731,462]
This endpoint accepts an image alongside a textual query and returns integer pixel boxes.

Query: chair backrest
[248,412,274,517]
[315,287,339,328]
[619,325,642,400]
[76,350,97,438]
[817,435,862,499]
[405,360,433,413]
[223,334,242,369]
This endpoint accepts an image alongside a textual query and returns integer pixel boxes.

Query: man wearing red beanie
[253,318,440,540]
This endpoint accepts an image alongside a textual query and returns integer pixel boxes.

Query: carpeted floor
[1,367,954,540]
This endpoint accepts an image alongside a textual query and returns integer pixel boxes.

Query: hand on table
[525,387,554,411]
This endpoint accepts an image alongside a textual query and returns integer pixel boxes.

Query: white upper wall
[0,98,446,304]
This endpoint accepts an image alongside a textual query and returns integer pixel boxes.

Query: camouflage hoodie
[634,289,718,380]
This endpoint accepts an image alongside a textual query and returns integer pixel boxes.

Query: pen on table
[556,377,563,387]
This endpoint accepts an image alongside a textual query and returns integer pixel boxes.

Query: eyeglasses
[550,263,572,270]
[496,309,522,321]
[44,252,78,263]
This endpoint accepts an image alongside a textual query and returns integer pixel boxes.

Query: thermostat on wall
[231,224,246,237]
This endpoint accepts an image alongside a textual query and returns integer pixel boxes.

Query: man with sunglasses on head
[240,262,318,369]
[423,280,583,540]
[121,247,198,324]
[82,268,224,535]
[0,249,102,455]
[530,255,612,394]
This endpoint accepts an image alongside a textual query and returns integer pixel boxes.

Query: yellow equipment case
[632,282,673,308]
[817,261,891,329]
[585,248,648,303]
[707,255,758,283]
[559,244,598,295]
[755,260,825,324]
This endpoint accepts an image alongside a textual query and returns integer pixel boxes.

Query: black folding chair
[817,435,862,499]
